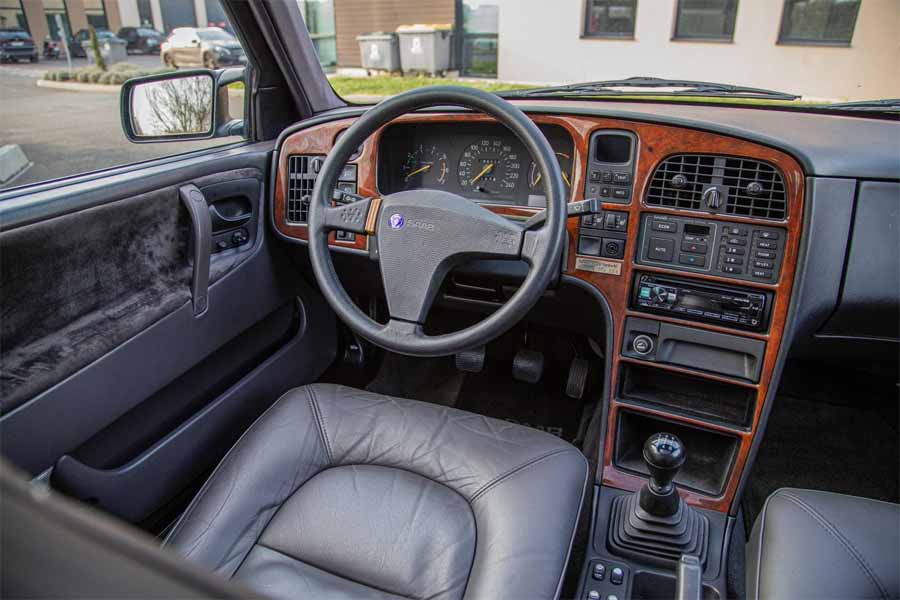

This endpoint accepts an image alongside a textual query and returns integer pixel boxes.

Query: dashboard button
[648,238,675,262]
[754,260,774,269]
[578,236,602,256]
[759,231,780,240]
[600,186,611,197]
[590,170,602,182]
[612,187,630,200]
[681,241,707,254]
[679,253,706,267]
[757,240,777,250]
[725,246,746,255]
[752,269,773,279]
[652,220,677,233]
[601,238,626,259]
[723,265,743,274]
[601,171,613,183]
[724,256,743,265]
[726,237,748,246]
[613,172,630,184]
[755,249,776,259]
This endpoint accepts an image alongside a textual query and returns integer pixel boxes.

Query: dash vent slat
[286,155,323,224]
[645,154,787,220]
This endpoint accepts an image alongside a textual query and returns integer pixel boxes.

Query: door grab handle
[179,184,211,317]
[209,204,251,232]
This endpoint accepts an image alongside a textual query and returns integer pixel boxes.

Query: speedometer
[457,138,522,196]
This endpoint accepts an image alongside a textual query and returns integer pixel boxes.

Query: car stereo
[632,273,771,332]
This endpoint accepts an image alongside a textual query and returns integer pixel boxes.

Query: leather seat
[165,384,588,599]
[747,488,899,600]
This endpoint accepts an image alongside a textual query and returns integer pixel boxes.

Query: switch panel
[636,214,785,283]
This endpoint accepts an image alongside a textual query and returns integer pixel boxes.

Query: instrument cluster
[377,122,575,207]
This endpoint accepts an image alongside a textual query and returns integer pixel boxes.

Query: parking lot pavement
[0,53,163,78]
[0,70,241,190]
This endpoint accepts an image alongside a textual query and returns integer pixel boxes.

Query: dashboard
[376,122,575,206]
[270,105,899,515]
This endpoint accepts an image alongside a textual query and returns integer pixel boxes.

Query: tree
[141,77,213,135]
[88,25,106,72]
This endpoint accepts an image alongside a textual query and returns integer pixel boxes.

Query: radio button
[752,269,773,279]
[754,260,774,269]
[755,250,776,259]
[722,314,739,322]
[726,237,748,246]
[723,265,743,274]
[679,253,706,267]
[648,238,675,262]
[725,246,746,256]
[724,256,743,265]
[759,231,780,240]
[756,240,777,250]
[703,312,721,320]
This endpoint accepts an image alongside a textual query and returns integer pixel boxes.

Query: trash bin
[396,24,453,76]
[81,37,128,66]
[357,32,400,73]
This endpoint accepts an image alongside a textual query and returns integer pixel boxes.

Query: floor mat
[742,360,899,531]
[456,367,585,442]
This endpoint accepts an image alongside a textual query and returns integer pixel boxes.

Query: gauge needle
[470,163,494,184]
[534,171,571,187]
[404,163,432,181]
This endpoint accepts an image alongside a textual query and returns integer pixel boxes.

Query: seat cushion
[747,488,900,600]
[165,384,588,599]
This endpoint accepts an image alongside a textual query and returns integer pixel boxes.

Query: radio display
[683,223,710,236]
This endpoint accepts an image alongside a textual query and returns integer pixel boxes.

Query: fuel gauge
[528,152,573,191]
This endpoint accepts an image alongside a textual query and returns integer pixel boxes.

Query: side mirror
[120,68,244,143]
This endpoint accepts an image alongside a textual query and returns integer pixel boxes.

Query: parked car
[117,26,164,55]
[0,28,37,63]
[160,26,245,69]
[68,28,123,58]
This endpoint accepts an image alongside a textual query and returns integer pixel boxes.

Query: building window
[461,0,499,77]
[42,0,71,39]
[137,0,153,27]
[83,0,108,30]
[779,0,860,45]
[583,0,636,38]
[298,0,336,68]
[673,0,738,41]
[0,0,28,32]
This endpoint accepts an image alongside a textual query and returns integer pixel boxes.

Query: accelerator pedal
[566,357,590,399]
[455,345,486,373]
[512,348,544,384]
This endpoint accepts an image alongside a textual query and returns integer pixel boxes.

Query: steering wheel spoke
[323,196,381,234]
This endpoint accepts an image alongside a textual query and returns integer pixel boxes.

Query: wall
[334,0,455,67]
[19,0,48,44]
[496,0,900,101]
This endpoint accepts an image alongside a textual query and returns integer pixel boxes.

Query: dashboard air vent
[646,154,787,220]
[286,155,323,224]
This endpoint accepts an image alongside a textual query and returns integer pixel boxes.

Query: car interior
[1,1,898,599]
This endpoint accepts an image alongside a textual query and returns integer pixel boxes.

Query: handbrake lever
[676,554,703,600]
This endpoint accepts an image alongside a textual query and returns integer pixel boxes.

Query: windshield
[197,29,234,42]
[299,0,898,112]
[138,28,160,36]
[0,30,30,40]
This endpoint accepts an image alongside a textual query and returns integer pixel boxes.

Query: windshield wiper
[815,99,900,113]
[500,76,800,101]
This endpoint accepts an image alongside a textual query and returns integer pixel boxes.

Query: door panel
[0,150,338,522]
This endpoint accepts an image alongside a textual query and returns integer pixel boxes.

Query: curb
[0,145,32,186]
[36,79,122,93]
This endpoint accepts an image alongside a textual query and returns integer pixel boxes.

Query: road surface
[0,67,241,190]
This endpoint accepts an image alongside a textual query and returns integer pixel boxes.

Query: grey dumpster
[396,24,452,76]
[357,32,400,73]
[82,38,128,66]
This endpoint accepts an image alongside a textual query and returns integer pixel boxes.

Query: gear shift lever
[639,432,685,517]
[608,432,709,567]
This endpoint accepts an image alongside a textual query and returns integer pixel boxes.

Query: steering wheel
[308,86,566,357]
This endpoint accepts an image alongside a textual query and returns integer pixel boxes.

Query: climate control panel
[636,214,785,283]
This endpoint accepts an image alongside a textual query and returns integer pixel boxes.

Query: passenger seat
[747,488,899,600]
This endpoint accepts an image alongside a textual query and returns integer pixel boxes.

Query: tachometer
[457,138,522,195]
[400,144,448,189]
[528,152,573,190]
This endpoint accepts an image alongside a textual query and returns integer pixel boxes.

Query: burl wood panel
[274,111,805,514]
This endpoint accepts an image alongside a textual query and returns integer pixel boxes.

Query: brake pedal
[566,357,590,399]
[455,345,486,373]
[512,348,544,384]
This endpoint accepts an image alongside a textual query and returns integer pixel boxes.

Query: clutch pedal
[455,345,486,373]
[512,348,544,384]
[566,357,590,399]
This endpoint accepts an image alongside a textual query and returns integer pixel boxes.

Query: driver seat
[164,384,588,599]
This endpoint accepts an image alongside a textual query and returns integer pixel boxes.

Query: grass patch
[43,62,174,85]
[329,75,532,97]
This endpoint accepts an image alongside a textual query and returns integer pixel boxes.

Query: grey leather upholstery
[747,488,900,600]
[165,384,588,599]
